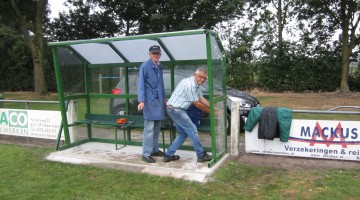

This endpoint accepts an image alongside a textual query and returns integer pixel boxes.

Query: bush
[349,68,360,92]
[226,61,259,91]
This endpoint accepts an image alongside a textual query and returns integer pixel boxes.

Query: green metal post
[52,47,71,145]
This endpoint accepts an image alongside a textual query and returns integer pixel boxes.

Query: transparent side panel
[106,67,140,115]
[211,62,225,97]
[69,99,88,140]
[173,65,207,93]
[210,35,223,60]
[56,46,85,94]
[212,62,227,155]
[72,98,87,120]
[211,35,227,156]
[89,98,112,114]
[88,67,127,94]
[210,35,226,97]
[86,66,141,116]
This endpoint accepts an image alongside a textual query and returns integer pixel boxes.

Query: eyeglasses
[151,52,161,55]
[196,73,207,80]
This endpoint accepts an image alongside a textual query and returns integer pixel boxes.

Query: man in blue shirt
[137,45,166,163]
[163,67,215,163]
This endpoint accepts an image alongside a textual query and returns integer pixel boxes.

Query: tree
[47,0,120,41]
[235,0,303,91]
[137,0,244,33]
[0,25,33,91]
[49,0,245,39]
[245,0,301,57]
[215,19,260,90]
[299,0,360,93]
[9,0,49,95]
[89,0,143,36]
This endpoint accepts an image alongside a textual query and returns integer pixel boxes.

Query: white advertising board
[245,119,360,161]
[0,108,64,140]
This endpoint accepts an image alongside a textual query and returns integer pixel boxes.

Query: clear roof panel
[52,30,224,65]
[161,34,206,60]
[111,39,170,62]
[70,43,124,64]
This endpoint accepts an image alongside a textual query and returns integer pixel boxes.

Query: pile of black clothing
[244,106,292,142]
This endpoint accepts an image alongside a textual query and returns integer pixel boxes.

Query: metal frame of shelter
[49,29,228,167]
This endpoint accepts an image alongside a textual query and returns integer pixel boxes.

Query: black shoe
[197,151,212,162]
[163,155,180,162]
[142,156,156,163]
[151,150,165,157]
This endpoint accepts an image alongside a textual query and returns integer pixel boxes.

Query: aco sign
[0,108,63,140]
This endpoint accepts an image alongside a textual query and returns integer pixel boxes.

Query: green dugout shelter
[49,29,228,167]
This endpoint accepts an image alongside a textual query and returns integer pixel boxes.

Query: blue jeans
[142,120,161,157]
[165,107,205,157]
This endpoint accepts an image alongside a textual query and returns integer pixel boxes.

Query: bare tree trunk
[338,0,358,94]
[276,0,283,56]
[33,47,48,95]
[340,21,351,93]
[10,0,48,96]
[340,48,351,93]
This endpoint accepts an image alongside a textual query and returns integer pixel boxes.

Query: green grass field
[0,144,359,199]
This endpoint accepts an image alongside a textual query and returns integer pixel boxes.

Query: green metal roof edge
[48,29,208,46]
[86,59,209,68]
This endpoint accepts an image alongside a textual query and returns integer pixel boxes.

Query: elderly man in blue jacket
[137,45,166,163]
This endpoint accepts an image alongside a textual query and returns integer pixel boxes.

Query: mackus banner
[245,119,360,161]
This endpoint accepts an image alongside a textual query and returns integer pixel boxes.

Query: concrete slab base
[45,142,229,182]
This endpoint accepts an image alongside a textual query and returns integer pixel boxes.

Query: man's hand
[138,102,144,111]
